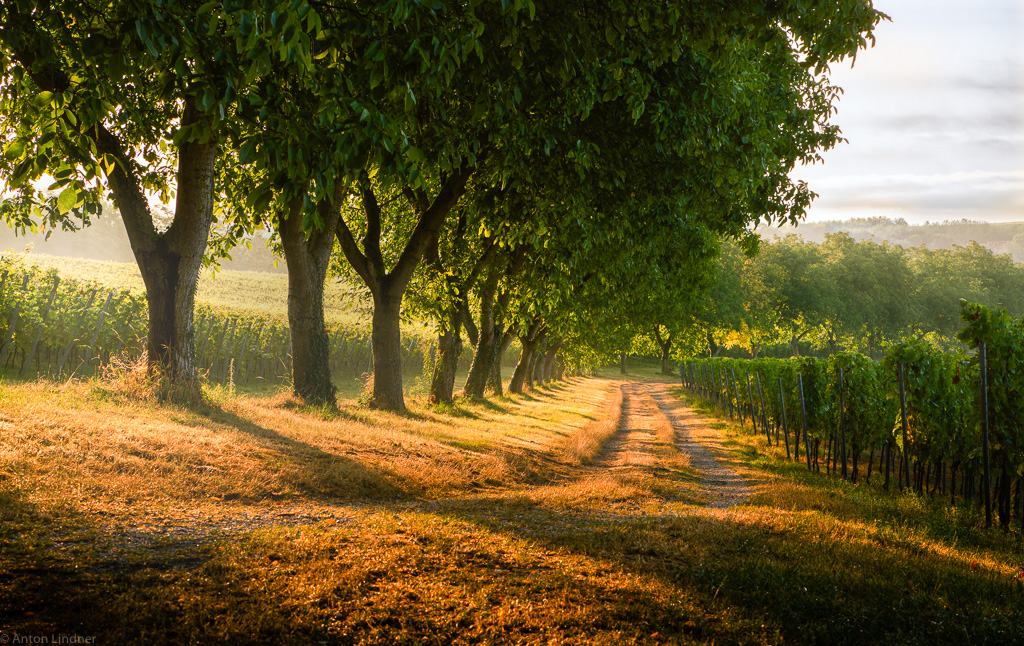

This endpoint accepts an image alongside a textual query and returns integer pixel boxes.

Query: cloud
[805,171,1024,222]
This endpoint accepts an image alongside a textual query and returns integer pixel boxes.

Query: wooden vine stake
[980,342,993,529]
[22,276,61,378]
[778,376,791,459]
[755,372,770,445]
[74,291,115,378]
[838,366,848,480]
[731,369,744,427]
[746,371,759,436]
[723,367,734,421]
[798,373,811,470]
[0,274,31,370]
[57,289,97,376]
[897,363,911,491]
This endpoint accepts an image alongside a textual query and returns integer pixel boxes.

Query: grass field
[1,365,1023,644]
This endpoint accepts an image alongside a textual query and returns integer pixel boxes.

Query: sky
[791,0,1024,225]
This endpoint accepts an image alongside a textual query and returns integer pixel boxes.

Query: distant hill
[757,217,1024,262]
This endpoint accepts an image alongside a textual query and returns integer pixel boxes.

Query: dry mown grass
[0,376,612,509]
[560,383,624,465]
[2,368,1024,644]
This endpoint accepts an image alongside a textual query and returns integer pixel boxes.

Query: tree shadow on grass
[184,403,410,501]
[420,490,1024,646]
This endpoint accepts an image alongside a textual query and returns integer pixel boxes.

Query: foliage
[959,301,1024,477]
[702,232,1024,358]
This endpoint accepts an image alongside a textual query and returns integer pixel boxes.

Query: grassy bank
[1,369,1022,644]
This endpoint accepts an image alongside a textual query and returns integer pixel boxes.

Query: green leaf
[239,13,253,37]
[239,139,257,164]
[32,91,55,108]
[406,146,426,164]
[3,139,25,161]
[246,185,272,213]
[57,187,78,214]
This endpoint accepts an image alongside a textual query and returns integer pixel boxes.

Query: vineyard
[0,255,435,389]
[681,301,1024,532]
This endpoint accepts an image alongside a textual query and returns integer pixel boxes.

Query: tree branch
[389,165,476,293]
[360,179,386,275]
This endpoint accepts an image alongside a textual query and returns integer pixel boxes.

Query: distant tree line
[687,232,1024,359]
[761,216,1024,263]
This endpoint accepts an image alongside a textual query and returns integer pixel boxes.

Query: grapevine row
[0,257,430,386]
[681,302,1024,531]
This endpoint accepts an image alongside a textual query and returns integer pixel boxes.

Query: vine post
[799,373,810,468]
[722,366,734,421]
[746,372,759,436]
[838,366,848,480]
[778,376,791,460]
[755,372,770,446]
[731,369,744,427]
[980,342,993,529]
[897,363,911,491]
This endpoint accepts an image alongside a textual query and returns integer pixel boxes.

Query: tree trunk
[706,330,719,358]
[334,168,475,412]
[489,325,517,395]
[509,346,533,394]
[619,352,627,374]
[531,336,549,386]
[542,338,563,382]
[429,308,462,405]
[463,269,501,398]
[654,325,673,374]
[509,325,541,395]
[120,106,217,399]
[280,194,340,406]
[525,342,542,390]
[136,247,202,392]
[369,290,405,412]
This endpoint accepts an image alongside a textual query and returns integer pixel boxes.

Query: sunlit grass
[1,370,1023,643]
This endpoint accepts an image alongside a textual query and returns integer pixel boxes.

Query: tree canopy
[1,0,887,408]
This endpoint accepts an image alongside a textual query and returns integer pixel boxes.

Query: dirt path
[596,383,660,470]
[605,381,752,508]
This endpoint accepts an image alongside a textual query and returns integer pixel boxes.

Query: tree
[749,235,831,355]
[0,0,317,398]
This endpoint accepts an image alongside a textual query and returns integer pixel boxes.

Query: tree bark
[655,325,673,374]
[541,338,563,382]
[280,191,341,406]
[463,268,501,398]
[509,322,541,394]
[531,336,548,386]
[428,308,462,405]
[425,231,494,405]
[706,330,719,358]
[369,290,405,411]
[335,168,475,412]
[489,325,517,395]
[116,103,217,398]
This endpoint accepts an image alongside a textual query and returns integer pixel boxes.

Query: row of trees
[0,0,884,411]
[682,233,1024,359]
